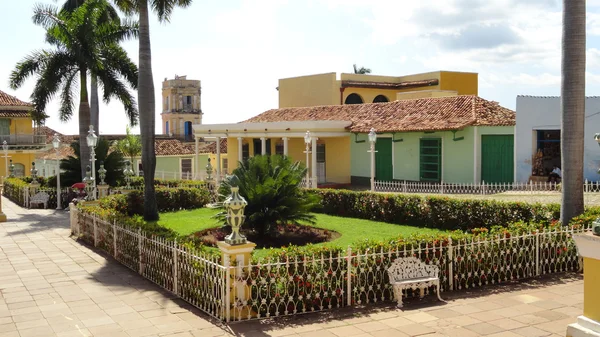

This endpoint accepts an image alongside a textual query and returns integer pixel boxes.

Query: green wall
[350,126,515,184]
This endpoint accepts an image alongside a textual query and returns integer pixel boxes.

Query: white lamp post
[368,128,377,192]
[304,131,311,188]
[52,134,61,210]
[86,125,98,200]
[2,141,8,177]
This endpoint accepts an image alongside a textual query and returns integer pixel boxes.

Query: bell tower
[161,75,202,142]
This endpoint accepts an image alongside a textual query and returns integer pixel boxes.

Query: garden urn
[224,186,248,245]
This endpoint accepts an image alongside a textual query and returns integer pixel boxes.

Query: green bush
[98,186,211,216]
[119,176,206,188]
[310,189,565,231]
[3,178,29,206]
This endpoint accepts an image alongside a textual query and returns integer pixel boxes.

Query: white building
[515,95,600,183]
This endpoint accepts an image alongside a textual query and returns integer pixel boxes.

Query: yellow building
[0,90,45,178]
[161,75,202,142]
[277,70,478,108]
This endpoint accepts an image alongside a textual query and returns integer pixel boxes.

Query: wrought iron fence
[374,181,563,194]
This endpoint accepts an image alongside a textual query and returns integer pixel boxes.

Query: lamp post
[368,128,377,192]
[593,133,600,235]
[52,134,61,209]
[304,131,311,188]
[8,160,14,178]
[2,141,8,177]
[86,125,98,200]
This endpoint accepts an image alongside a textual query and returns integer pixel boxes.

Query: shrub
[98,186,211,216]
[217,155,321,236]
[118,176,206,188]
[3,178,29,206]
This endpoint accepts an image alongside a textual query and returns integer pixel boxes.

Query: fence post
[535,231,540,276]
[346,246,352,307]
[69,203,77,236]
[113,220,117,258]
[440,182,444,194]
[138,228,143,274]
[93,216,98,247]
[224,255,231,323]
[448,236,454,291]
[173,239,178,295]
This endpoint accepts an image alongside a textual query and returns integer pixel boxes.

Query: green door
[375,138,393,181]
[481,135,514,183]
[420,138,442,182]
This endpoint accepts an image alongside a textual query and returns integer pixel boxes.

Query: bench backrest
[31,192,50,202]
[387,257,439,281]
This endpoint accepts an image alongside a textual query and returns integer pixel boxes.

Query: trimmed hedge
[3,178,28,206]
[98,187,211,217]
[308,189,567,231]
[124,176,207,188]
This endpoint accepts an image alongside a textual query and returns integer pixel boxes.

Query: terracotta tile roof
[341,79,439,90]
[0,90,32,107]
[244,95,515,133]
[38,126,76,144]
[38,143,75,160]
[198,138,227,154]
[155,138,196,156]
[0,110,32,118]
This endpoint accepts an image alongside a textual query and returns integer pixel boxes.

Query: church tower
[161,75,202,142]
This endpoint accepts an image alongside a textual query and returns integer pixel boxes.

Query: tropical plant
[114,0,193,221]
[114,126,142,163]
[216,155,320,237]
[57,0,124,133]
[9,0,138,179]
[353,64,372,74]
[60,139,125,187]
[560,0,586,224]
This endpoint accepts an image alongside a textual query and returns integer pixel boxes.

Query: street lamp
[304,131,311,188]
[2,141,8,177]
[593,134,600,235]
[368,128,378,192]
[86,125,98,200]
[52,134,61,210]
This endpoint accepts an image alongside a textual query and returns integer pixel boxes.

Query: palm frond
[8,50,49,89]
[58,69,79,122]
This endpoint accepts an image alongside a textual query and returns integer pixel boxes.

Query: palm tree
[9,0,138,179]
[560,0,586,224]
[114,0,192,221]
[353,64,372,74]
[114,126,142,164]
[60,139,125,186]
[57,0,123,133]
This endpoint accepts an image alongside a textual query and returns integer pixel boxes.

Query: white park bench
[29,192,50,209]
[387,257,444,308]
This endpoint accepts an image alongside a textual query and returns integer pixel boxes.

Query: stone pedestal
[97,184,109,198]
[217,241,256,320]
[29,182,40,196]
[0,179,7,222]
[567,233,600,337]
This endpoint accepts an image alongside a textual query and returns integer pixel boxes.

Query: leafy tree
[216,155,320,237]
[353,64,372,74]
[114,0,193,221]
[9,0,138,179]
[114,126,142,163]
[560,0,586,224]
[60,139,125,187]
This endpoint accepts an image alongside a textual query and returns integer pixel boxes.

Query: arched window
[13,163,25,177]
[373,95,389,103]
[344,93,363,105]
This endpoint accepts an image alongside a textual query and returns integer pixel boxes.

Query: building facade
[277,71,478,108]
[161,75,202,142]
[515,95,600,183]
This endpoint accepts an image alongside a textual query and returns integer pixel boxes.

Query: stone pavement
[0,197,584,337]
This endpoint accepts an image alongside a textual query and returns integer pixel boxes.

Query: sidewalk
[0,197,584,337]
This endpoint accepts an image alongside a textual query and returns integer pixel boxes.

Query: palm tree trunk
[79,69,91,180]
[90,75,100,134]
[138,0,158,220]
[560,0,586,224]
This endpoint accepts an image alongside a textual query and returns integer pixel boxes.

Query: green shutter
[420,138,441,182]
[481,135,514,183]
[0,119,9,136]
[375,138,393,181]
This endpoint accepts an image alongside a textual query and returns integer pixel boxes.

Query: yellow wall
[396,90,458,101]
[1,152,37,178]
[278,73,339,108]
[584,257,600,322]
[440,71,478,95]
[10,118,33,134]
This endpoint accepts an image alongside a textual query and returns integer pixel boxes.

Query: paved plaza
[0,197,584,337]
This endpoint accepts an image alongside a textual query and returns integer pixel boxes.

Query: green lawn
[156,208,445,249]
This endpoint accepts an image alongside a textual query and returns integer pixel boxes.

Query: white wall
[515,96,600,182]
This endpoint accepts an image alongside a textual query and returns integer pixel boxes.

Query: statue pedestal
[217,241,257,321]
[97,184,109,198]
[567,233,600,337]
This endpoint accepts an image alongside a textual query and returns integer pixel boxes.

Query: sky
[1,0,600,136]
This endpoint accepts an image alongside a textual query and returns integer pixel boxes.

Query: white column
[282,137,289,156]
[311,137,318,188]
[195,136,199,179]
[237,137,243,163]
[261,137,266,155]
[216,137,221,181]
[473,126,478,184]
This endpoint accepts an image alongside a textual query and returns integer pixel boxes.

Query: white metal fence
[374,181,564,194]
[69,207,588,323]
